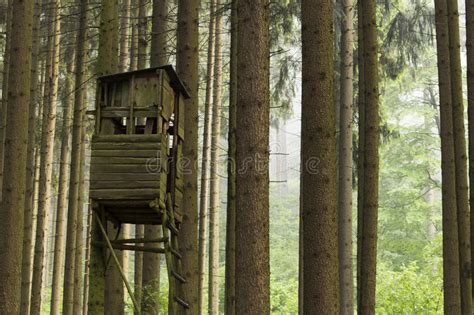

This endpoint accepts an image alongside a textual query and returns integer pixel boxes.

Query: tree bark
[150,0,168,66]
[31,0,61,312]
[224,1,237,313]
[0,0,35,312]
[198,1,215,311]
[358,0,380,313]
[466,0,474,304]
[235,1,270,314]
[138,0,148,69]
[134,225,144,314]
[208,1,223,313]
[119,0,131,72]
[50,43,75,315]
[338,0,354,313]
[301,0,339,313]
[434,0,462,312]
[446,0,473,312]
[20,0,42,312]
[176,0,200,312]
[63,0,89,313]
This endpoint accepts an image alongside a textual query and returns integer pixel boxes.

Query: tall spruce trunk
[31,0,61,312]
[134,225,144,314]
[301,0,339,313]
[338,0,354,313]
[224,1,237,313]
[208,1,223,313]
[138,0,148,69]
[0,0,35,312]
[0,0,12,197]
[63,0,89,312]
[176,0,200,312]
[435,0,462,312]
[20,0,42,312]
[235,1,270,313]
[446,0,473,311]
[466,0,474,303]
[356,0,365,311]
[119,0,131,72]
[141,2,169,314]
[358,0,380,312]
[198,1,216,311]
[50,44,75,315]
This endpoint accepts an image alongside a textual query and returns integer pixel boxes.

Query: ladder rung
[167,221,179,235]
[175,296,190,309]
[170,247,182,259]
[171,270,187,283]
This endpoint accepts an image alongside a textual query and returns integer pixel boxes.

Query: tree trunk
[435,0,462,312]
[64,0,89,313]
[82,207,93,315]
[119,0,131,72]
[150,0,168,66]
[224,1,237,313]
[447,0,473,311]
[20,0,42,312]
[138,0,148,69]
[0,0,35,312]
[134,225,144,314]
[198,0,216,310]
[356,0,365,312]
[50,43,75,315]
[0,0,12,198]
[31,0,61,312]
[140,2,168,313]
[338,0,354,312]
[235,1,270,314]
[301,0,339,313]
[130,4,138,71]
[176,0,200,312]
[208,1,223,313]
[358,0,380,313]
[466,0,474,304]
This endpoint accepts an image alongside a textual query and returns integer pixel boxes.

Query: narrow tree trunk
[119,0,131,72]
[50,44,75,315]
[208,1,223,313]
[235,1,270,313]
[338,0,354,312]
[446,0,473,311]
[198,0,216,312]
[140,2,169,313]
[20,0,42,312]
[130,4,138,72]
[301,0,339,313]
[31,0,61,311]
[0,0,35,312]
[150,0,168,66]
[0,0,12,197]
[358,0,380,312]
[63,0,89,312]
[434,0,462,311]
[224,1,237,313]
[82,207,93,315]
[138,0,148,69]
[356,0,365,311]
[466,0,474,303]
[176,0,200,312]
[134,225,144,315]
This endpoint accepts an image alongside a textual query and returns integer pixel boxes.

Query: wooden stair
[161,192,189,314]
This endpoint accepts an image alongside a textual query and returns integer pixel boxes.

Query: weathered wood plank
[90,180,160,189]
[90,188,160,200]
[90,164,158,174]
[90,173,160,181]
[92,142,161,150]
[93,134,162,143]
[91,150,160,158]
[91,156,158,165]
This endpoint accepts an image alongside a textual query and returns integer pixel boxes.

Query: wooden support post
[94,213,141,315]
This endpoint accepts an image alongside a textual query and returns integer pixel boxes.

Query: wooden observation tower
[89,65,189,314]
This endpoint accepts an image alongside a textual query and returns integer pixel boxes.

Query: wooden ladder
[162,192,189,314]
